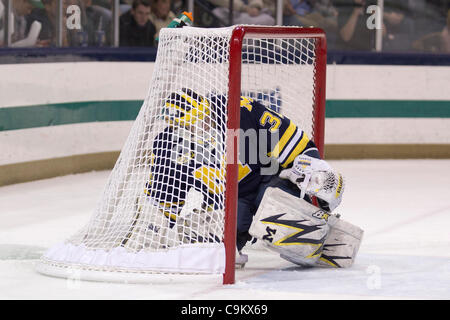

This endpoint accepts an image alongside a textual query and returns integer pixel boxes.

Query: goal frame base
[35,241,226,284]
[36,259,224,285]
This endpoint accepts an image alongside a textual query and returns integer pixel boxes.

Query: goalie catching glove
[279,154,345,212]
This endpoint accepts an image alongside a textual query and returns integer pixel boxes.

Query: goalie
[146,88,363,269]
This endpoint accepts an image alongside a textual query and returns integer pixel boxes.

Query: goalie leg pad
[317,217,364,268]
[249,187,330,267]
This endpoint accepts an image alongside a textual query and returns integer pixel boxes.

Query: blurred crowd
[0,0,178,47]
[1,0,449,53]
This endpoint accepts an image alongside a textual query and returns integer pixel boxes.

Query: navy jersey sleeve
[240,97,320,168]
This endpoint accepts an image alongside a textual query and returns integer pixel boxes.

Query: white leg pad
[317,217,364,268]
[249,187,330,267]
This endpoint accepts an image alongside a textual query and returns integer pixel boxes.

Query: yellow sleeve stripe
[280,132,310,168]
[268,121,297,158]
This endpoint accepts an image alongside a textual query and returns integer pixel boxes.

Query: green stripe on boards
[0,100,143,131]
[1,99,450,132]
[325,100,450,118]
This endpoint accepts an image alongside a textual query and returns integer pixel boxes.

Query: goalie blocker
[249,187,363,268]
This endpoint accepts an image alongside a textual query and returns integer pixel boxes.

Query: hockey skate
[235,251,248,269]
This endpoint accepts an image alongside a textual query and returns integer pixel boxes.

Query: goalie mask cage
[36,26,326,285]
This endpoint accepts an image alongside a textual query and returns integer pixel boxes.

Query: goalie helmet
[165,88,211,127]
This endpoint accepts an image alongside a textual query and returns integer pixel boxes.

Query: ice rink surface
[0,159,449,300]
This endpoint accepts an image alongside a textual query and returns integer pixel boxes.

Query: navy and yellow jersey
[237,96,320,196]
[145,96,320,210]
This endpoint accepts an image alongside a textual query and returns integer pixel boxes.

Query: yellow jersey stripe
[269,121,297,158]
[281,133,310,168]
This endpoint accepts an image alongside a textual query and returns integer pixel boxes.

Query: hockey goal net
[36,26,326,285]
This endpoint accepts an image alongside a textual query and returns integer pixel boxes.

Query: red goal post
[224,26,327,284]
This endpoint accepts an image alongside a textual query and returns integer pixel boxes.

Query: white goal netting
[36,26,323,283]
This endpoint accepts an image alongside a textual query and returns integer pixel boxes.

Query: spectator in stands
[24,0,84,46]
[283,0,313,26]
[412,8,450,53]
[382,0,412,52]
[0,0,43,47]
[234,0,275,25]
[314,0,339,18]
[283,0,338,31]
[210,0,248,24]
[210,0,275,25]
[443,9,450,52]
[261,0,276,18]
[25,0,56,46]
[149,0,175,39]
[336,0,379,51]
[82,0,111,46]
[119,0,156,46]
[11,0,34,42]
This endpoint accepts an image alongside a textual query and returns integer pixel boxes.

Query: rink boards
[0,62,449,185]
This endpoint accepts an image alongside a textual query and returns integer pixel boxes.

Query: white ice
[1,160,449,300]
